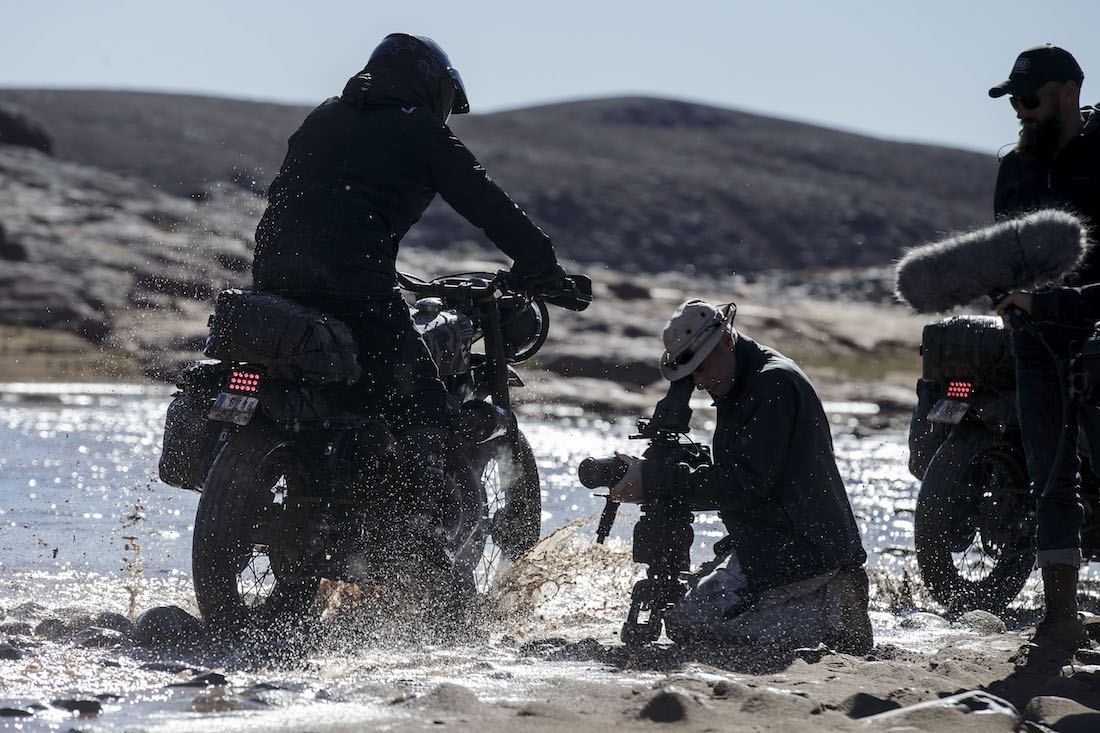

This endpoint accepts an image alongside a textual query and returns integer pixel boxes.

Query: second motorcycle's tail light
[947,380,972,399]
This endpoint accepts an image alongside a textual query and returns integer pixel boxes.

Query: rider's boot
[396,427,451,571]
[1032,563,1090,653]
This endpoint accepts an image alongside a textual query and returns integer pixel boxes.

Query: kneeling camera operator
[587,299,872,653]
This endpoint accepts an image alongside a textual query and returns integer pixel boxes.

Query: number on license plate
[208,392,259,425]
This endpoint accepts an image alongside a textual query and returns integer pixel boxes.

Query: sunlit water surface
[0,386,1047,730]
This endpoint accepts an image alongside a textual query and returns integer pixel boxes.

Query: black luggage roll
[204,289,361,386]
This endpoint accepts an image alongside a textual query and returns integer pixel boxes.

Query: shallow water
[0,384,1045,730]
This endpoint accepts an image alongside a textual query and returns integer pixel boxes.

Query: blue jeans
[1013,325,1089,567]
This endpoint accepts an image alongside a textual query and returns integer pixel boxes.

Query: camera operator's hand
[509,260,568,297]
[608,453,644,503]
[992,291,1033,328]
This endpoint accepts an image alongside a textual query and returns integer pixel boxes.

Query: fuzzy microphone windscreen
[894,209,1090,313]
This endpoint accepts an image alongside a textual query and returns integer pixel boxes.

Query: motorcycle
[908,314,1100,613]
[159,269,591,632]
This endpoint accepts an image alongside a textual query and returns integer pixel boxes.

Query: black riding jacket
[994,106,1100,285]
[253,70,556,302]
[642,335,867,594]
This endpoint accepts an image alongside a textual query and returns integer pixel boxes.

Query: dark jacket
[643,335,867,593]
[994,106,1100,285]
[1031,282,1100,326]
[252,67,556,302]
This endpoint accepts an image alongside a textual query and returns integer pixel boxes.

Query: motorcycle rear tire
[192,420,322,634]
[915,424,1034,614]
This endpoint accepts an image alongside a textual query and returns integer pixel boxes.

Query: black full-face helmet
[367,33,470,122]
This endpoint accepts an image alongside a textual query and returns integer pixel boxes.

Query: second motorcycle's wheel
[468,429,541,591]
[192,421,322,634]
[915,424,1034,614]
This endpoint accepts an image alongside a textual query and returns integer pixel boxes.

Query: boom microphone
[894,209,1090,313]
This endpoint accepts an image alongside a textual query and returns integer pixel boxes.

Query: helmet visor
[449,67,469,114]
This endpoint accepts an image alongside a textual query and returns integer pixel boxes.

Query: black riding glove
[510,260,568,296]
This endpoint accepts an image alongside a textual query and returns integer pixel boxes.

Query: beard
[1016,108,1064,162]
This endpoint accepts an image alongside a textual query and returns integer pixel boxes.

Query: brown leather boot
[1032,563,1089,652]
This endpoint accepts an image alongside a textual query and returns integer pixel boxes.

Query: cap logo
[1012,57,1031,75]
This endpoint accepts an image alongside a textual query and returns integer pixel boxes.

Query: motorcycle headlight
[499,297,548,363]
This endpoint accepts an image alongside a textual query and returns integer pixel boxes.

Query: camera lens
[578,456,628,488]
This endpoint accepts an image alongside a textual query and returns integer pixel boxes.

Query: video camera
[577,377,711,645]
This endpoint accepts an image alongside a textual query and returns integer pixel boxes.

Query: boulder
[958,609,1007,634]
[0,104,52,154]
[862,690,1020,731]
[1024,695,1100,732]
[133,606,206,650]
[70,626,127,649]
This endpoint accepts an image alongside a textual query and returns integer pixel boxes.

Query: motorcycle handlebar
[397,270,592,311]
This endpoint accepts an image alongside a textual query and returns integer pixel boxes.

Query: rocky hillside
[0,89,979,406]
[0,89,997,276]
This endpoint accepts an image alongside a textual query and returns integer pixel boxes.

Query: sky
[4,0,1100,154]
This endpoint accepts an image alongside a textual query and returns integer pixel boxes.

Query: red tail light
[947,380,972,399]
[228,369,262,393]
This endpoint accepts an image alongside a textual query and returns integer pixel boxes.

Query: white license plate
[208,392,259,425]
[927,398,970,425]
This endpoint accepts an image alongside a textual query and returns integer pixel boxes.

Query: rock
[7,601,48,621]
[70,626,127,649]
[133,606,206,649]
[0,103,52,153]
[862,690,1020,731]
[835,691,900,718]
[739,688,819,718]
[169,671,228,688]
[899,611,951,629]
[34,618,65,639]
[1024,696,1100,732]
[0,706,34,717]
[710,680,753,701]
[410,683,481,713]
[0,621,34,637]
[640,688,695,723]
[93,612,135,637]
[958,609,1007,634]
[606,280,651,300]
[50,698,102,715]
[518,635,571,656]
[0,643,22,660]
[62,613,98,637]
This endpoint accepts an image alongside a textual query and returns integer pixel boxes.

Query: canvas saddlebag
[204,289,361,385]
[919,315,1015,389]
[159,360,234,491]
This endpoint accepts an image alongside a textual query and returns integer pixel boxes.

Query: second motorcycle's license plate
[208,393,259,426]
[927,398,969,425]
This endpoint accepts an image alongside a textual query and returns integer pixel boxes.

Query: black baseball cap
[989,44,1084,98]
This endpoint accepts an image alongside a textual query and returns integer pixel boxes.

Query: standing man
[610,300,872,653]
[989,44,1100,651]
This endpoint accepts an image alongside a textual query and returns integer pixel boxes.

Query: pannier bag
[920,315,1015,389]
[204,289,361,385]
[159,360,234,491]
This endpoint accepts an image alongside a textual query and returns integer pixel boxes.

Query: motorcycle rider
[251,33,567,576]
[609,299,872,653]
[989,43,1100,652]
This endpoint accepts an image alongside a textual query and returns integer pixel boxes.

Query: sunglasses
[1010,93,1042,111]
